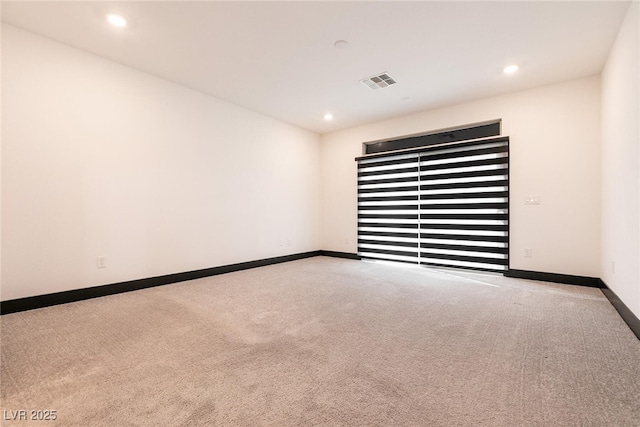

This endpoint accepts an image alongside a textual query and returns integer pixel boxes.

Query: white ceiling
[1,1,631,134]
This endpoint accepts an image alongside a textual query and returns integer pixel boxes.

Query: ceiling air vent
[360,72,397,90]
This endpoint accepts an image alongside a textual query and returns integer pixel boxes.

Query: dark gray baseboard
[319,250,361,260]
[1,250,363,315]
[0,251,322,315]
[505,270,638,341]
[600,280,640,340]
[4,257,638,342]
[505,269,602,288]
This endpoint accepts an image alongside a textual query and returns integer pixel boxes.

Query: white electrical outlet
[96,256,106,269]
[524,248,533,258]
[525,195,541,205]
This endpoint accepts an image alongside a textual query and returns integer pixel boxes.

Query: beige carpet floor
[1,256,639,426]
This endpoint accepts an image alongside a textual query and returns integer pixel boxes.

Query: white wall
[321,76,602,278]
[1,24,321,301]
[601,2,640,319]
[0,13,3,296]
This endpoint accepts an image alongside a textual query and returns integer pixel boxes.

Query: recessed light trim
[503,64,519,75]
[107,13,127,28]
[324,113,334,121]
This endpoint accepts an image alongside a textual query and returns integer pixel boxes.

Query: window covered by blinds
[357,137,509,273]
[357,153,420,263]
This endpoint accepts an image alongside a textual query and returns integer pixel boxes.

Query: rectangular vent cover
[360,72,397,90]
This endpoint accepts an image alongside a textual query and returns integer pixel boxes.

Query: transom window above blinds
[357,136,509,273]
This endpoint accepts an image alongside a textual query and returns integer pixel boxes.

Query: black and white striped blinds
[357,137,509,272]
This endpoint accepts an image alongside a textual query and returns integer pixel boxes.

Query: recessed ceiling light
[503,64,519,75]
[324,113,334,121]
[107,13,127,28]
[334,40,349,50]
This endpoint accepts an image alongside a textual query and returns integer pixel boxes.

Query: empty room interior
[1,1,639,426]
